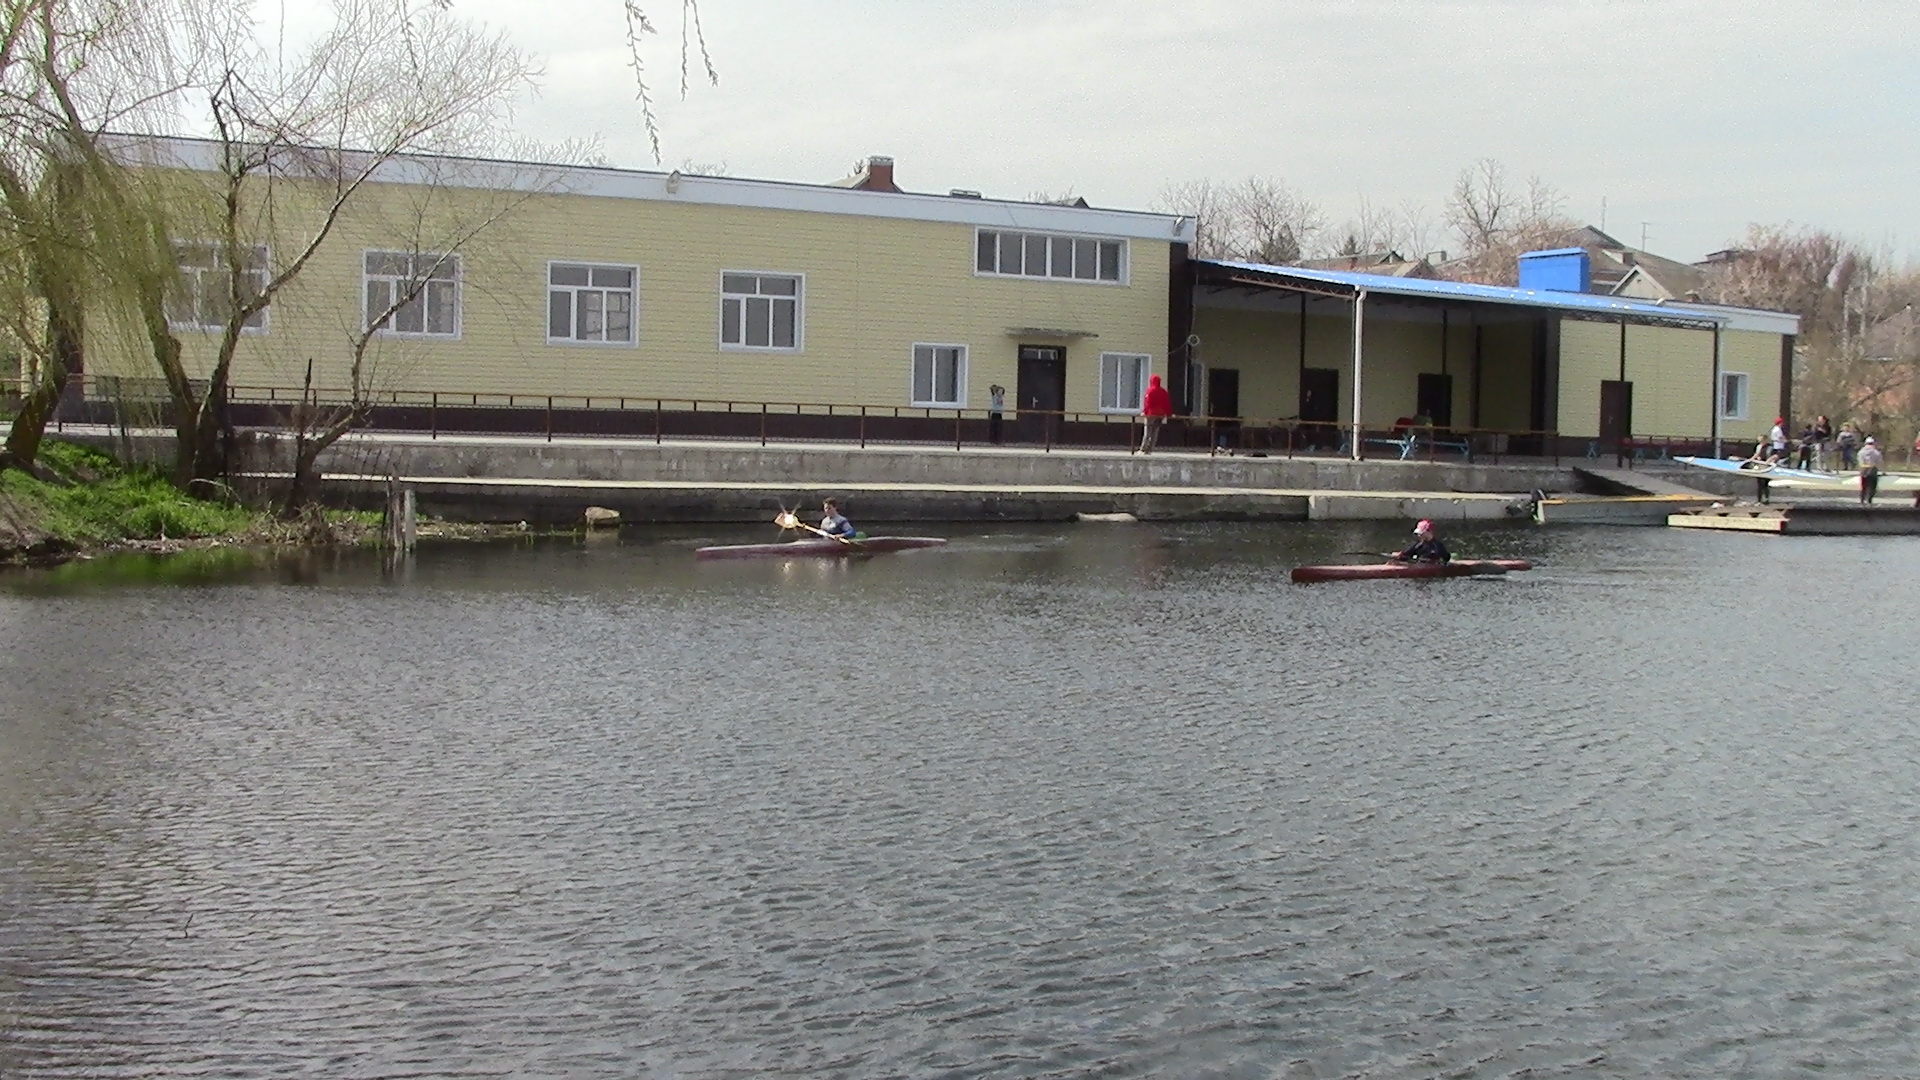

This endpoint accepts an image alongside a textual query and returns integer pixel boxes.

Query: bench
[1342,431,1473,461]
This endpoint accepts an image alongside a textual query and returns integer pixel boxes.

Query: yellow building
[95,139,1194,444]
[94,137,1798,456]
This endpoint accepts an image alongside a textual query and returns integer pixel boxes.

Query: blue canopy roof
[1202,259,1730,328]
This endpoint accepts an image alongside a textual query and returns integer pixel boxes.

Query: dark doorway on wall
[1300,367,1339,449]
[1207,367,1241,450]
[1600,380,1633,459]
[1417,373,1454,428]
[1016,345,1066,443]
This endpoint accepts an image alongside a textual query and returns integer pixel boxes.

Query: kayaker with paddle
[820,498,858,538]
[1392,519,1451,564]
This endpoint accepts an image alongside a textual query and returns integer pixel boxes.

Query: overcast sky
[413,0,1916,263]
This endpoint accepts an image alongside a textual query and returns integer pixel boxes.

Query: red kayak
[695,536,948,560]
[1290,558,1532,584]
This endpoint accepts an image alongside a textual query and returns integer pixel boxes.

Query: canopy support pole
[1710,324,1724,458]
[1350,289,1367,461]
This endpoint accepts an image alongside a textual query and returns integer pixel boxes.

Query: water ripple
[2,524,1919,1077]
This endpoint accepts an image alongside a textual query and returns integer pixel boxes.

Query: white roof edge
[1660,301,1801,336]
[1206,259,1802,334]
[105,133,1198,245]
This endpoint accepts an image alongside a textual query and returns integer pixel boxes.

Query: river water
[2,523,1917,1078]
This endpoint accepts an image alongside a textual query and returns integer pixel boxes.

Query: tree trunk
[138,311,204,491]
[0,302,83,473]
[2,372,68,472]
[281,413,358,514]
[183,394,230,495]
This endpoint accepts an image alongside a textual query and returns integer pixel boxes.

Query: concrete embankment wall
[307,437,1570,525]
[307,436,1572,493]
[70,431,1582,525]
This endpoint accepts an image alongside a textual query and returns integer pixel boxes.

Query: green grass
[2,440,258,543]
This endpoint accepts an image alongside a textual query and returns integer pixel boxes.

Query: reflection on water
[3,522,1919,1078]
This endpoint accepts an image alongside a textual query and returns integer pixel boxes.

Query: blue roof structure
[1202,259,1744,329]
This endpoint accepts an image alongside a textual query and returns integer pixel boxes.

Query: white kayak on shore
[1675,456,1920,491]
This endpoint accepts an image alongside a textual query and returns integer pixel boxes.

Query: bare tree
[1335,196,1439,263]
[1444,158,1563,252]
[1026,186,1084,206]
[121,0,537,493]
[1151,178,1228,258]
[0,0,237,472]
[276,173,543,511]
[1437,159,1579,285]
[1704,224,1920,436]
[1153,175,1323,264]
[1228,177,1323,264]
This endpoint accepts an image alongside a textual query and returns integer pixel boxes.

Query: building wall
[1556,318,1619,438]
[1353,314,1477,426]
[1189,306,1299,421]
[1183,303,1791,445]
[1718,329,1783,442]
[1621,323,1713,438]
[1553,319,1784,442]
[100,171,1173,416]
[1474,322,1535,432]
[1192,305,1479,426]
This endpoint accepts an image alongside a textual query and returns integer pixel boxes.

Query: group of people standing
[1760,414,1897,504]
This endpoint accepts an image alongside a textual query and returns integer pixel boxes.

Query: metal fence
[28,376,1625,464]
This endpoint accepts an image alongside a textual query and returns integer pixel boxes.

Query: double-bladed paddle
[774,510,856,544]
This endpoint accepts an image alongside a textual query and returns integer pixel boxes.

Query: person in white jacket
[1858,437,1885,505]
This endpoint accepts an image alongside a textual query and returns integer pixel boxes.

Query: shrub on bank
[1,441,257,543]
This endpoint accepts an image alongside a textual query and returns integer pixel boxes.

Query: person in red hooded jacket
[1139,373,1173,453]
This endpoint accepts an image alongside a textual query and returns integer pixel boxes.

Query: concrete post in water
[383,475,417,552]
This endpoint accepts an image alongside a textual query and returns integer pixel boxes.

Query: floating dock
[1532,466,1721,525]
[1535,492,1719,525]
[1668,502,1920,536]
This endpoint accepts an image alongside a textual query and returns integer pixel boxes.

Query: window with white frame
[365,251,460,337]
[549,263,636,344]
[721,272,801,350]
[168,241,269,331]
[911,343,967,407]
[1720,371,1750,420]
[1100,352,1151,412]
[975,229,1124,283]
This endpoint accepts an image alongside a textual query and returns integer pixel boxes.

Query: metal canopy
[1198,258,1729,330]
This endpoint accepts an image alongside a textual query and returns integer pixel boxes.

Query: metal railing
[53,375,1590,463]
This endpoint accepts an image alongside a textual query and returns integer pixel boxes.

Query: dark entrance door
[1416,373,1454,428]
[1600,379,1633,460]
[1016,345,1067,443]
[1300,367,1338,449]
[1207,367,1241,450]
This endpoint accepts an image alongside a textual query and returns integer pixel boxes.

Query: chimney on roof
[854,155,901,193]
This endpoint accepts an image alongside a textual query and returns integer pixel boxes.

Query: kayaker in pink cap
[1393,518,1451,564]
